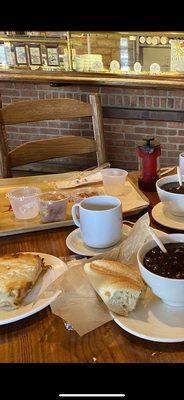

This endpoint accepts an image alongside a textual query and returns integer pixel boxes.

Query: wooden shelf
[1,69,184,88]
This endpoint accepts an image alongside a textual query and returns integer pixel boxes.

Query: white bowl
[137,233,184,307]
[156,174,184,216]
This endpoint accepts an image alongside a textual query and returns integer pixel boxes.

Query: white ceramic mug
[72,195,122,248]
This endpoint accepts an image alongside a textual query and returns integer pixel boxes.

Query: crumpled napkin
[36,213,152,336]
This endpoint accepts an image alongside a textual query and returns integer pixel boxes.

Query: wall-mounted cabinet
[1,31,184,87]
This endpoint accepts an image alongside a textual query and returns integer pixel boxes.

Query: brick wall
[0,81,184,173]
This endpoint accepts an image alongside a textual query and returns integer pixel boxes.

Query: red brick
[157,128,177,136]
[15,83,35,90]
[153,97,160,108]
[147,120,167,127]
[161,98,167,108]
[145,89,166,96]
[0,82,14,88]
[138,97,145,107]
[100,87,123,94]
[123,119,145,126]
[178,145,184,150]
[135,127,155,134]
[0,89,20,96]
[146,97,153,107]
[167,90,184,97]
[109,96,116,106]
[168,136,184,143]
[20,90,38,97]
[174,99,182,109]
[124,133,151,140]
[167,98,174,108]
[115,95,123,106]
[130,96,137,107]
[162,143,177,150]
[168,150,180,157]
[168,122,184,128]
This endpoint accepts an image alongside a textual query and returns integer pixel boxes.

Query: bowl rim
[137,233,184,282]
[156,174,184,197]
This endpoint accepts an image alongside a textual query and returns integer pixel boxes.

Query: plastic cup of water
[101,168,128,196]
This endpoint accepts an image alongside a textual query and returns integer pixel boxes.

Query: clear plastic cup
[7,186,41,220]
[39,191,69,223]
[179,153,184,176]
[101,168,128,196]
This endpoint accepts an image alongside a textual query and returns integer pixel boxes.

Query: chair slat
[9,136,96,167]
[0,98,92,125]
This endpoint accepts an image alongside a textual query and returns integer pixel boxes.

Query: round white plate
[152,202,184,230]
[112,288,184,342]
[0,252,67,325]
[66,224,131,257]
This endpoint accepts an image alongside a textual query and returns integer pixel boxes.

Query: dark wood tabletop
[1,171,184,363]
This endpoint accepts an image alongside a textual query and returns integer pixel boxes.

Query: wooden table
[1,171,184,363]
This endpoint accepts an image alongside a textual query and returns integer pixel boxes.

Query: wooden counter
[1,69,184,88]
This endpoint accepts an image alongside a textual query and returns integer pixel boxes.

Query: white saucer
[66,225,132,257]
[112,288,184,342]
[152,202,184,230]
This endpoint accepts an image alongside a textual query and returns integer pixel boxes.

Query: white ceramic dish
[66,224,164,257]
[0,252,67,325]
[112,288,184,342]
[156,174,184,216]
[137,234,184,307]
[152,202,184,230]
[66,225,131,256]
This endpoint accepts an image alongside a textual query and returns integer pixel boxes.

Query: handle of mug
[72,204,80,227]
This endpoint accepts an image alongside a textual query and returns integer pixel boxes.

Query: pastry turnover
[0,253,49,309]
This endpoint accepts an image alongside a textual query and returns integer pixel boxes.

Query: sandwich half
[0,253,49,309]
[84,259,146,316]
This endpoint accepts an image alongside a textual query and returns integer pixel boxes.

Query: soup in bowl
[137,233,184,307]
[156,174,184,216]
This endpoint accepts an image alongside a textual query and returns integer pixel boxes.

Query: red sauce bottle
[136,138,161,191]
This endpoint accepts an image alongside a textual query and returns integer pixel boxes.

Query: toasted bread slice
[0,253,49,309]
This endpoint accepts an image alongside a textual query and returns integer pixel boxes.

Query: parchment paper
[38,213,152,336]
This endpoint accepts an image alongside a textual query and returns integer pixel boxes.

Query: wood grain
[90,94,107,165]
[2,70,184,88]
[1,170,184,363]
[9,136,96,166]
[0,98,92,125]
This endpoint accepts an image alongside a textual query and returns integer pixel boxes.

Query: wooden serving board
[0,171,149,237]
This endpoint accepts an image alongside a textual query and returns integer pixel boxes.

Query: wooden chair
[0,94,107,178]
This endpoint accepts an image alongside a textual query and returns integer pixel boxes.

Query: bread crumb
[92,357,97,362]
[151,352,162,356]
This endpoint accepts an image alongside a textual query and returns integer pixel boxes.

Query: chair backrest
[0,94,107,178]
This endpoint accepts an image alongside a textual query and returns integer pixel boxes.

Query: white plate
[112,288,184,342]
[152,202,184,230]
[0,252,67,325]
[66,225,132,256]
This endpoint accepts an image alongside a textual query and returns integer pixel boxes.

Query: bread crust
[84,259,147,316]
[0,253,49,309]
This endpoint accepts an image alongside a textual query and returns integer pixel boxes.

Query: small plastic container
[101,168,128,196]
[39,191,69,223]
[70,187,104,204]
[7,186,41,220]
